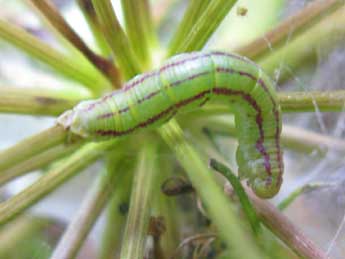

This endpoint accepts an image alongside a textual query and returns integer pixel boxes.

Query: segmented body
[57,51,283,198]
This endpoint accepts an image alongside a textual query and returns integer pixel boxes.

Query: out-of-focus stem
[51,167,119,259]
[0,86,91,116]
[278,91,345,112]
[168,0,238,55]
[158,120,263,258]
[0,125,68,172]
[77,0,111,56]
[0,19,109,93]
[119,142,158,259]
[235,0,344,60]
[260,6,345,82]
[28,0,122,88]
[224,184,329,259]
[91,0,141,79]
[0,141,82,187]
[0,140,117,225]
[182,115,345,154]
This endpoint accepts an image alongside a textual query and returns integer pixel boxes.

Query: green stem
[0,125,67,172]
[235,0,344,60]
[51,168,119,259]
[0,140,117,225]
[259,6,345,82]
[28,0,121,88]
[209,159,261,236]
[0,86,91,116]
[100,165,133,259]
[120,142,158,259]
[168,0,237,55]
[168,0,210,55]
[182,115,345,154]
[278,183,330,211]
[0,19,109,93]
[76,0,111,56]
[91,0,141,79]
[158,119,263,259]
[224,185,328,259]
[121,0,155,69]
[279,91,345,112]
[0,142,82,187]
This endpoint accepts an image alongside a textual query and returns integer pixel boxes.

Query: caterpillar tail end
[250,176,282,199]
[56,109,89,139]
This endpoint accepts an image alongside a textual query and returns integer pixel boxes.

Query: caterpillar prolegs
[57,51,283,198]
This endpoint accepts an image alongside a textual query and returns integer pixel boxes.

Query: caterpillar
[57,51,283,199]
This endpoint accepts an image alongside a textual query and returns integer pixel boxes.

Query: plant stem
[224,184,329,259]
[183,115,345,154]
[76,0,111,56]
[235,0,344,60]
[120,142,158,259]
[0,216,51,257]
[279,91,345,112]
[0,142,82,187]
[278,183,329,211]
[158,120,263,259]
[121,0,155,69]
[0,86,90,116]
[0,140,117,225]
[0,125,67,172]
[28,0,122,88]
[260,6,345,82]
[168,0,210,54]
[168,0,238,55]
[91,0,141,79]
[100,165,133,259]
[51,167,119,259]
[209,159,262,236]
[0,19,109,93]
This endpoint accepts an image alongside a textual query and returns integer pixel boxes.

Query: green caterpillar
[57,51,283,198]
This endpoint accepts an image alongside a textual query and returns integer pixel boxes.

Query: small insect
[57,51,283,198]
[237,6,248,16]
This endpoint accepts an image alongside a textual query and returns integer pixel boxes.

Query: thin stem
[121,0,155,69]
[168,0,210,54]
[0,142,82,187]
[100,165,133,259]
[158,119,263,259]
[235,0,344,60]
[168,0,237,55]
[0,19,109,93]
[152,156,180,256]
[279,91,345,112]
[260,6,345,82]
[182,115,345,154]
[51,168,119,259]
[0,86,91,116]
[91,0,141,79]
[0,125,67,172]
[77,0,111,56]
[28,0,122,88]
[278,183,330,211]
[224,184,329,259]
[0,140,117,225]
[120,142,158,259]
[209,159,262,236]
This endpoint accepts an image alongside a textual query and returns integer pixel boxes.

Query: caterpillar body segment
[57,51,283,198]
